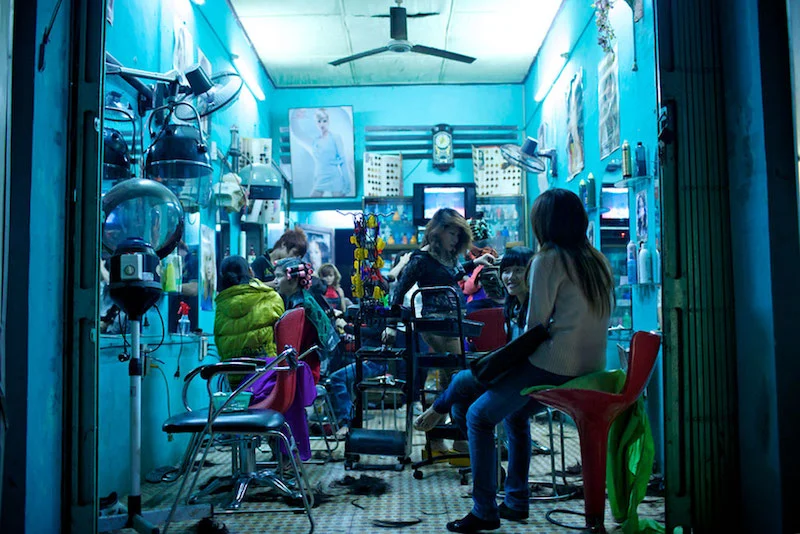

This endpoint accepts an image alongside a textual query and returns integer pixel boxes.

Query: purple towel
[246,359,317,461]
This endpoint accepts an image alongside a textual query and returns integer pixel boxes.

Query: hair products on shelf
[635,142,647,177]
[579,178,588,208]
[626,240,638,285]
[653,241,662,284]
[622,140,633,178]
[622,310,632,329]
[638,241,652,283]
[587,172,596,208]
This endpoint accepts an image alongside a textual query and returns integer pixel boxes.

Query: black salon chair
[160,347,314,534]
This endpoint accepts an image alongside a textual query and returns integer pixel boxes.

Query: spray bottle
[586,172,596,208]
[626,240,638,285]
[177,301,191,336]
[638,241,652,284]
[622,140,633,178]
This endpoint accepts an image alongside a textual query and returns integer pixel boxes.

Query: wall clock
[432,124,454,171]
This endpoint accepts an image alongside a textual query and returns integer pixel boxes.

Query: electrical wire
[118,313,129,355]
[150,363,172,419]
[174,332,184,378]
[404,159,424,180]
[144,305,166,355]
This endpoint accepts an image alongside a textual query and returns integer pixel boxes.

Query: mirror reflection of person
[291,108,352,198]
[177,240,198,297]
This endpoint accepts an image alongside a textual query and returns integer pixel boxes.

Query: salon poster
[566,70,585,181]
[598,49,620,160]
[200,225,216,311]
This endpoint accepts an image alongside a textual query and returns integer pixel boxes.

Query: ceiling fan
[329,0,477,67]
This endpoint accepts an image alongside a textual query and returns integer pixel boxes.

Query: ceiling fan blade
[411,45,476,64]
[329,46,391,66]
[389,6,408,41]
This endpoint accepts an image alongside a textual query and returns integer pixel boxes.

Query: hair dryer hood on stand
[102,178,185,320]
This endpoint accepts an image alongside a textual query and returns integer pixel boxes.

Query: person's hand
[381,327,397,345]
[474,253,495,266]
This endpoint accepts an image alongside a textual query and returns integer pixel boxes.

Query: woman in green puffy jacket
[214,255,285,361]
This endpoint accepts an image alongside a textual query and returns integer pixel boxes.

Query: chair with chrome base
[161,345,315,534]
[527,331,661,532]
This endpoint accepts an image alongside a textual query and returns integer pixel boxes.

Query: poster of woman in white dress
[289,106,356,198]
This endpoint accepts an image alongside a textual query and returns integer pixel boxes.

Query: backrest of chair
[621,331,661,402]
[275,308,306,354]
[249,363,298,413]
[466,307,507,352]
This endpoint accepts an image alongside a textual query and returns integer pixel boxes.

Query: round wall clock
[432,124,454,171]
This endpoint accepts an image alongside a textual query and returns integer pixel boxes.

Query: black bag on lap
[469,324,550,387]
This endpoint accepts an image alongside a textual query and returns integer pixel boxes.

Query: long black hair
[530,188,614,317]
[499,246,535,329]
[219,255,251,291]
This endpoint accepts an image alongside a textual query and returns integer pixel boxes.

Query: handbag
[469,323,550,387]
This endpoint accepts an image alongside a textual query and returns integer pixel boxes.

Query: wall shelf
[614,175,654,189]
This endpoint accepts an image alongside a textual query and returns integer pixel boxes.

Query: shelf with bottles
[363,196,418,248]
[475,195,526,251]
[608,327,634,341]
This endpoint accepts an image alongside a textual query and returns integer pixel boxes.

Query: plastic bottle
[653,240,662,284]
[622,140,633,178]
[586,172,596,208]
[177,301,191,335]
[579,179,588,208]
[638,241,652,283]
[626,240,638,285]
[635,142,647,177]
[622,310,632,329]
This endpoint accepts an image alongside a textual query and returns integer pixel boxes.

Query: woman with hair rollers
[269,257,340,383]
[418,190,614,532]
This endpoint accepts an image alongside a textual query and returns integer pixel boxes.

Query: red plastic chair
[466,308,507,352]
[528,331,661,531]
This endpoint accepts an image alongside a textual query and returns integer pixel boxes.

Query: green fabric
[213,279,285,361]
[522,370,664,534]
[299,289,340,356]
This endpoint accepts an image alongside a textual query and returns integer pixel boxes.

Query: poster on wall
[653,178,661,247]
[298,224,334,273]
[635,189,648,242]
[566,70,585,181]
[200,225,216,311]
[288,106,356,199]
[598,49,620,160]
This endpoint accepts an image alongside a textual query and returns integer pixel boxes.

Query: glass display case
[363,197,419,275]
[475,195,526,251]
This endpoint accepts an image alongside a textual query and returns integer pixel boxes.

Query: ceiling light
[233,56,265,101]
[190,0,205,5]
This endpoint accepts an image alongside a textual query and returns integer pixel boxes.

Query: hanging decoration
[593,0,616,54]
[350,213,388,305]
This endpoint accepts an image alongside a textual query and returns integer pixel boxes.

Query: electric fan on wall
[330,0,476,66]
[174,70,243,119]
[500,137,558,177]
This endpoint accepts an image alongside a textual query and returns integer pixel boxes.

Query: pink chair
[528,331,661,531]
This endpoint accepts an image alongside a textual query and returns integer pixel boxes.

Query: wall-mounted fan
[500,137,558,177]
[330,0,476,66]
[174,69,243,120]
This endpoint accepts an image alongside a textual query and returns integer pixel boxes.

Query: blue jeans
[432,365,571,521]
[327,360,388,424]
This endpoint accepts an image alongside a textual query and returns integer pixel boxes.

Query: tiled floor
[117,409,665,533]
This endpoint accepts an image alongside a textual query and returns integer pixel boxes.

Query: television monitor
[601,187,630,220]
[412,182,476,226]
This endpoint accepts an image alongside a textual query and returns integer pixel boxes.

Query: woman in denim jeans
[417,189,615,533]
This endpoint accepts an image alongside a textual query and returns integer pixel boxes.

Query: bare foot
[414,406,447,432]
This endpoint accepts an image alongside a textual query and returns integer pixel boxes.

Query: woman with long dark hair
[424,189,614,533]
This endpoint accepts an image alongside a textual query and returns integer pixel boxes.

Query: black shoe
[446,513,500,533]
[531,439,551,455]
[498,502,529,521]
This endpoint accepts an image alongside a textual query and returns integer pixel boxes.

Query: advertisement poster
[598,49,620,160]
[289,106,356,198]
[566,70,585,180]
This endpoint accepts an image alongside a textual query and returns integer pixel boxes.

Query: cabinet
[475,195,526,250]
[363,197,419,274]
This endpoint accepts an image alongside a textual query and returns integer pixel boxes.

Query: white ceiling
[229,0,563,87]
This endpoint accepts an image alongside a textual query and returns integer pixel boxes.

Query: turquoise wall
[520,0,663,469]
[271,84,525,227]
[24,0,71,531]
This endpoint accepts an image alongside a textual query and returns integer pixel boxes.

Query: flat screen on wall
[413,182,476,226]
